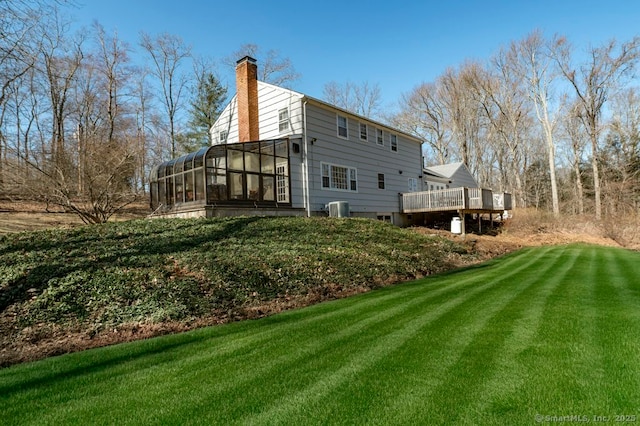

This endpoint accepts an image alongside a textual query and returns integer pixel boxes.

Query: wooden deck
[401,187,512,214]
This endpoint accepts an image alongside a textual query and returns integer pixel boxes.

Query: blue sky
[72,0,640,110]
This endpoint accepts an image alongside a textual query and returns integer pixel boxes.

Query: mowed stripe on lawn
[1,244,639,425]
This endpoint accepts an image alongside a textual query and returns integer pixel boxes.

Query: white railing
[401,188,466,213]
[492,192,513,210]
[401,188,512,213]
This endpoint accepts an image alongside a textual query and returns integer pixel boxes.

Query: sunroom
[149,139,291,216]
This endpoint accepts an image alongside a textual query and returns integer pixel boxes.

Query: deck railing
[468,188,493,210]
[401,187,512,213]
[401,188,466,213]
[492,192,512,210]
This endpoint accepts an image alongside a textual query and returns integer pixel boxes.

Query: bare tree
[0,0,51,189]
[94,23,133,144]
[393,82,450,164]
[1,13,142,223]
[9,137,139,223]
[560,101,588,215]
[322,81,382,119]
[438,63,485,170]
[553,36,640,220]
[469,57,532,204]
[0,0,49,108]
[131,69,154,192]
[140,32,191,158]
[510,30,563,216]
[225,43,300,87]
[602,88,640,214]
[40,13,85,168]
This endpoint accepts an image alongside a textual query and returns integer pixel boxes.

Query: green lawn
[1,244,639,425]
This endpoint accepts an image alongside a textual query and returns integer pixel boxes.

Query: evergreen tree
[187,71,227,148]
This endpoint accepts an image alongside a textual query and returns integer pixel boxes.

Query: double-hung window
[408,178,418,192]
[359,123,368,141]
[337,114,348,139]
[390,134,398,152]
[378,173,385,189]
[376,129,384,146]
[322,163,357,191]
[278,108,289,133]
[219,130,228,144]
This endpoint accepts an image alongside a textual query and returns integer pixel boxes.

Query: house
[402,161,512,233]
[149,56,424,225]
[422,168,451,192]
[148,56,511,231]
[423,162,478,190]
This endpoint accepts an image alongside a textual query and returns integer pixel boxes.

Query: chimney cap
[236,56,257,65]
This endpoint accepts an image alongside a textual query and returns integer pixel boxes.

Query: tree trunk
[590,126,602,220]
[548,145,560,216]
[573,158,585,215]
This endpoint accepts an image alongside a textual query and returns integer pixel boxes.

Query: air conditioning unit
[328,201,350,218]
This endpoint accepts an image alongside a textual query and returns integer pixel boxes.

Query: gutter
[302,100,311,217]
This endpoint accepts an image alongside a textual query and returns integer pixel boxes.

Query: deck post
[459,210,466,235]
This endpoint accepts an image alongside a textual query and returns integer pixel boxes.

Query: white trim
[321,162,358,192]
[376,128,384,146]
[278,107,289,133]
[303,101,311,217]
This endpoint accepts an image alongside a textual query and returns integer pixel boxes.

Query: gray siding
[424,163,478,189]
[304,102,423,215]
[424,177,449,191]
[450,166,478,188]
[209,83,424,216]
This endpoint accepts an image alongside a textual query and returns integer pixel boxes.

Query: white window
[408,178,418,192]
[359,123,368,141]
[278,108,289,133]
[390,134,398,152]
[378,173,385,189]
[337,114,348,139]
[219,130,228,143]
[276,165,289,202]
[322,162,357,191]
[376,129,384,146]
[377,214,392,223]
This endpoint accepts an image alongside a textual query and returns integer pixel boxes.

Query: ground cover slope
[1,244,638,424]
[0,216,469,366]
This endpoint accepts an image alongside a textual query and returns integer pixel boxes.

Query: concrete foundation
[149,205,306,219]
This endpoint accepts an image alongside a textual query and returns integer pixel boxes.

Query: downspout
[302,100,311,217]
